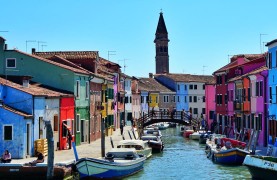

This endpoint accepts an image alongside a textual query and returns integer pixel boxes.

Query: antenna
[228,55,234,63]
[118,59,129,73]
[37,41,47,51]
[260,33,268,53]
[202,66,207,75]
[108,51,116,61]
[26,40,36,53]
[41,44,47,52]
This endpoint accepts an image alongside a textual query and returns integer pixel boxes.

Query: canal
[126,126,251,180]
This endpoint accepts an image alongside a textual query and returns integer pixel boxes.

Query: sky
[1,0,277,77]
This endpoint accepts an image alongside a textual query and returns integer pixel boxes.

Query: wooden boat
[206,137,249,165]
[0,162,72,180]
[75,148,146,179]
[117,139,152,159]
[243,155,277,180]
[141,135,164,153]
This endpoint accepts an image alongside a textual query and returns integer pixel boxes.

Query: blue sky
[1,0,277,77]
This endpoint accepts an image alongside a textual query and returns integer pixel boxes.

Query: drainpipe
[101,78,107,157]
[260,71,268,147]
[246,76,251,138]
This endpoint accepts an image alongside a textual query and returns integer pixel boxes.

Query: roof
[138,77,174,93]
[214,53,266,74]
[266,39,277,47]
[0,77,73,97]
[155,73,215,84]
[1,105,33,118]
[12,50,90,75]
[155,12,168,35]
[228,66,268,82]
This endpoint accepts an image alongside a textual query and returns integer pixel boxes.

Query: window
[184,85,187,90]
[155,96,158,103]
[177,84,180,91]
[6,58,16,68]
[216,76,222,84]
[248,88,250,101]
[202,108,205,115]
[203,84,205,90]
[141,96,144,103]
[125,96,128,103]
[163,95,169,103]
[225,94,228,104]
[76,80,80,98]
[184,96,187,103]
[194,85,197,90]
[76,114,80,132]
[193,96,197,102]
[259,81,263,96]
[209,111,214,119]
[54,115,58,131]
[177,96,180,102]
[189,96,192,102]
[189,85,193,89]
[173,96,175,103]
[193,108,198,114]
[268,52,272,69]
[149,96,152,103]
[203,96,205,102]
[4,125,12,140]
[85,81,89,99]
[270,87,272,103]
[130,96,132,103]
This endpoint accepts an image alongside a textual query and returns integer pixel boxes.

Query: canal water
[126,126,251,180]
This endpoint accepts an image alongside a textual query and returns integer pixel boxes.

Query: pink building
[205,83,216,129]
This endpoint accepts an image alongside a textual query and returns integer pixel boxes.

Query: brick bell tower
[154,11,169,74]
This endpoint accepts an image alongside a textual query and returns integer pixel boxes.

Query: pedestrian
[67,129,73,149]
[120,120,124,135]
[1,150,11,163]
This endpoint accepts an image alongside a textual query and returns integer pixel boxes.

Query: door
[39,117,44,139]
[81,120,89,143]
[26,123,31,156]
[53,115,59,150]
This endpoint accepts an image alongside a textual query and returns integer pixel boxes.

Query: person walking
[67,129,73,149]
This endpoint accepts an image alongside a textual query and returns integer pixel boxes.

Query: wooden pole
[45,121,54,179]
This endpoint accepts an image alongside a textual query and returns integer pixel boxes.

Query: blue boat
[212,148,250,165]
[75,148,146,179]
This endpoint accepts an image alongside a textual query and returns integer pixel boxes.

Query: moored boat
[243,155,277,180]
[117,139,152,159]
[141,135,164,153]
[184,129,194,138]
[75,148,146,179]
[206,137,249,165]
[0,162,72,180]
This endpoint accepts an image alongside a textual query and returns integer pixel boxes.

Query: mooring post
[110,137,114,148]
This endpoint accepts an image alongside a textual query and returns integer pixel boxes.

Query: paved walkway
[11,125,137,164]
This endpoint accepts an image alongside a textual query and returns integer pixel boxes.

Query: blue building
[0,77,71,158]
[266,40,277,145]
[155,73,214,119]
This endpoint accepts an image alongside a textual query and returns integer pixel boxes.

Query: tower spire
[154,12,169,74]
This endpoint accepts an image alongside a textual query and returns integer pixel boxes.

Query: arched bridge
[137,111,199,128]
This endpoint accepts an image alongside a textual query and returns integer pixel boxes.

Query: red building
[60,97,75,150]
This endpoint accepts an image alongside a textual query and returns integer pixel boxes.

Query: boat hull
[76,157,145,179]
[212,148,249,165]
[243,155,277,180]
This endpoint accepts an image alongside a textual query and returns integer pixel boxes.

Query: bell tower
[154,11,169,74]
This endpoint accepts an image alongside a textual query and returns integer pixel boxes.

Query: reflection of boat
[243,155,277,180]
[206,137,249,165]
[141,135,164,153]
[117,140,152,159]
[75,148,146,179]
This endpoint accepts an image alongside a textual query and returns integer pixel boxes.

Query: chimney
[22,76,32,88]
[4,44,7,50]
[149,73,153,78]
[32,48,36,54]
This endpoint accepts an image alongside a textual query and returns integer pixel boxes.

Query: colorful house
[205,83,216,130]
[0,77,73,158]
[0,38,91,146]
[131,76,141,123]
[155,73,213,119]
[266,39,277,145]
